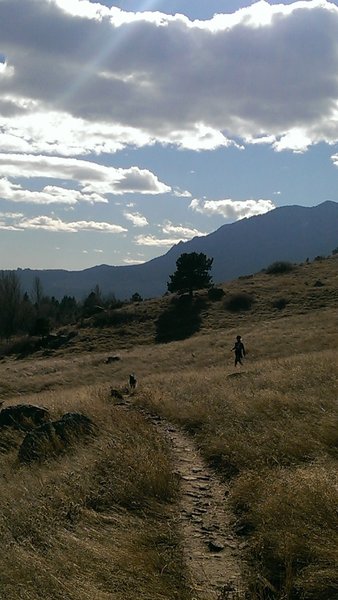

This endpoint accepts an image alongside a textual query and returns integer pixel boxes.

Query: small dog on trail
[129,373,137,390]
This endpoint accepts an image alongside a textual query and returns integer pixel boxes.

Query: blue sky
[1,0,338,270]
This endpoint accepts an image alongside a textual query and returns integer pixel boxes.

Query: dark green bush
[265,261,294,274]
[92,311,137,328]
[207,287,225,301]
[272,298,288,310]
[224,293,254,313]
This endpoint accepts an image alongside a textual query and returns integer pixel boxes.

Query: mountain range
[12,201,338,300]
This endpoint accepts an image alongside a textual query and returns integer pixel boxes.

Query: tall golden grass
[0,256,337,598]
[138,344,338,599]
[0,387,190,599]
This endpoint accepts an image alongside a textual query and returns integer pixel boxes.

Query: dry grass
[0,387,190,599]
[137,344,338,599]
[0,256,337,598]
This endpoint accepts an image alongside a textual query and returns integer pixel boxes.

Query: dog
[129,373,137,390]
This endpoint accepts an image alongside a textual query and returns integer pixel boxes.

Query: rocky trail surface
[117,398,247,599]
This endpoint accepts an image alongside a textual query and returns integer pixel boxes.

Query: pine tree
[167,252,213,296]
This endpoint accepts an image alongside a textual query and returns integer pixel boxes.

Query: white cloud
[123,257,146,264]
[134,234,185,247]
[273,128,313,153]
[173,188,192,198]
[331,152,338,167]
[0,213,128,233]
[190,198,275,219]
[134,219,207,247]
[124,211,149,227]
[162,221,207,238]
[0,111,152,156]
[0,154,171,205]
[0,177,107,205]
[1,0,338,153]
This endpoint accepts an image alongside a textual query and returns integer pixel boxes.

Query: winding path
[117,398,247,599]
[152,416,246,600]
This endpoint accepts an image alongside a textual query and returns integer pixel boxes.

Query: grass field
[0,255,337,599]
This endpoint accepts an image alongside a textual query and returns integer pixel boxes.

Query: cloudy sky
[1,0,338,270]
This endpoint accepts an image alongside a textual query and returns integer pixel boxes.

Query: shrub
[272,297,288,310]
[92,310,138,328]
[224,292,254,312]
[207,287,225,301]
[131,292,143,303]
[265,261,294,274]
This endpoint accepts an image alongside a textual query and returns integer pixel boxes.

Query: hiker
[232,335,246,367]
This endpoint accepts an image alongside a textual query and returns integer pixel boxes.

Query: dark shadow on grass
[155,295,205,343]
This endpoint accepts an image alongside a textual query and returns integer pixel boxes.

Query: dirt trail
[152,415,246,600]
[117,397,247,599]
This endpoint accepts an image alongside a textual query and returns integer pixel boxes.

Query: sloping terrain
[0,255,337,599]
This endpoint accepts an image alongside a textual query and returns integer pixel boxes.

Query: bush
[29,316,51,337]
[224,293,254,312]
[92,310,139,328]
[272,297,288,310]
[265,261,294,274]
[207,287,225,301]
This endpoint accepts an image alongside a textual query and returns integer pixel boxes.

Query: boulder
[54,413,96,442]
[0,404,50,431]
[18,412,96,463]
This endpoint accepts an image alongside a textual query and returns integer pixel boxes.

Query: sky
[1,0,338,270]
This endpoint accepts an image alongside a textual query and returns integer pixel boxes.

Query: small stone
[207,540,225,552]
[208,540,224,552]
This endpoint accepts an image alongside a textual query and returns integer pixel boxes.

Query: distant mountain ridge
[11,201,338,300]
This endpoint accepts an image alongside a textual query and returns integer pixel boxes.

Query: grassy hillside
[0,255,337,599]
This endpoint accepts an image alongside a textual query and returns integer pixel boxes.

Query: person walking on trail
[232,335,246,366]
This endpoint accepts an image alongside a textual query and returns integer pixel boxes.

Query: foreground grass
[0,387,190,600]
[138,349,338,599]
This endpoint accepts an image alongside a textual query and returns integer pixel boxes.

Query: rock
[19,422,56,462]
[105,356,120,364]
[18,412,96,463]
[207,539,225,552]
[54,413,96,442]
[110,388,124,400]
[0,404,50,431]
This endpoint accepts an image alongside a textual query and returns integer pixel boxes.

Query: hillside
[12,200,338,300]
[1,253,337,394]
[0,254,337,599]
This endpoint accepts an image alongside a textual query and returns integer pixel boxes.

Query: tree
[167,252,213,296]
[0,271,23,338]
[31,276,43,309]
[131,292,143,303]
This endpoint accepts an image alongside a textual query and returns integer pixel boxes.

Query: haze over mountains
[13,201,338,300]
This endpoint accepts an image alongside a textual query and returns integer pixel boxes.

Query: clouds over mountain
[1,0,338,270]
[1,0,338,153]
[190,198,275,219]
